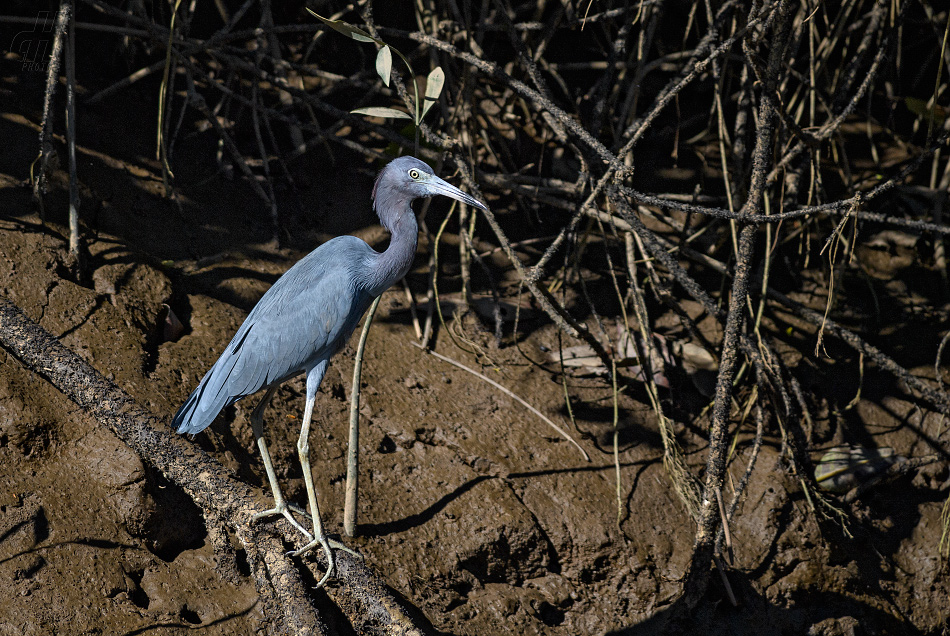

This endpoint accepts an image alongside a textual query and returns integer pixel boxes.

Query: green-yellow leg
[249,386,313,541]
[291,363,358,588]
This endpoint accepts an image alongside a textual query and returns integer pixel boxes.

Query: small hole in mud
[144,468,206,562]
[331,382,346,400]
[14,555,45,580]
[33,507,50,544]
[128,569,149,610]
[180,605,201,625]
[377,435,396,453]
[452,580,473,597]
[581,556,610,583]
[537,601,565,626]
[235,548,251,576]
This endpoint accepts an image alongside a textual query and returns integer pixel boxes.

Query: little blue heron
[173,156,487,587]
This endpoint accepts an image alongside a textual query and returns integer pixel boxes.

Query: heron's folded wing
[173,237,376,434]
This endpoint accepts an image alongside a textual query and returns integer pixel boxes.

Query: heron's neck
[366,204,418,296]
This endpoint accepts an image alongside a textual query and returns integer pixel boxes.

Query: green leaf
[351,106,413,119]
[420,66,445,120]
[307,9,378,44]
[376,45,392,87]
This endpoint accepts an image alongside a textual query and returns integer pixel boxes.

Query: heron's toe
[288,502,309,517]
[326,538,360,558]
[251,503,314,541]
[288,537,322,558]
[288,535,340,588]
[288,537,356,559]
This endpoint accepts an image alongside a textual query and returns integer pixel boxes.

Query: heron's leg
[288,362,357,587]
[249,386,313,541]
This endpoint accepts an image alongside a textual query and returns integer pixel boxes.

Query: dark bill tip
[429,177,489,211]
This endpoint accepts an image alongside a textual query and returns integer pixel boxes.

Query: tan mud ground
[0,43,948,636]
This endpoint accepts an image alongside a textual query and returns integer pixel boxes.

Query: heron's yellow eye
[408,169,421,180]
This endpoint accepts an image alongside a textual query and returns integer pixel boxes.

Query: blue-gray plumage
[172,156,487,587]
[173,237,379,434]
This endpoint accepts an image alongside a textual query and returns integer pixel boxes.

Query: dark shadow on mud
[119,598,259,636]
[0,538,140,567]
[359,459,659,537]
[607,580,930,636]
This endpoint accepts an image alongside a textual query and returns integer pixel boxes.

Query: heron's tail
[172,365,239,435]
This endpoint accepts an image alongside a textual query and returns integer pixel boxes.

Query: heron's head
[373,156,487,219]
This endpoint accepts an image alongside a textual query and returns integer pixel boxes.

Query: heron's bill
[429,177,488,210]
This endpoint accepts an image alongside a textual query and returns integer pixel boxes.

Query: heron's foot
[290,536,360,559]
[251,502,314,541]
[287,502,309,518]
[288,536,361,588]
[290,533,335,588]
